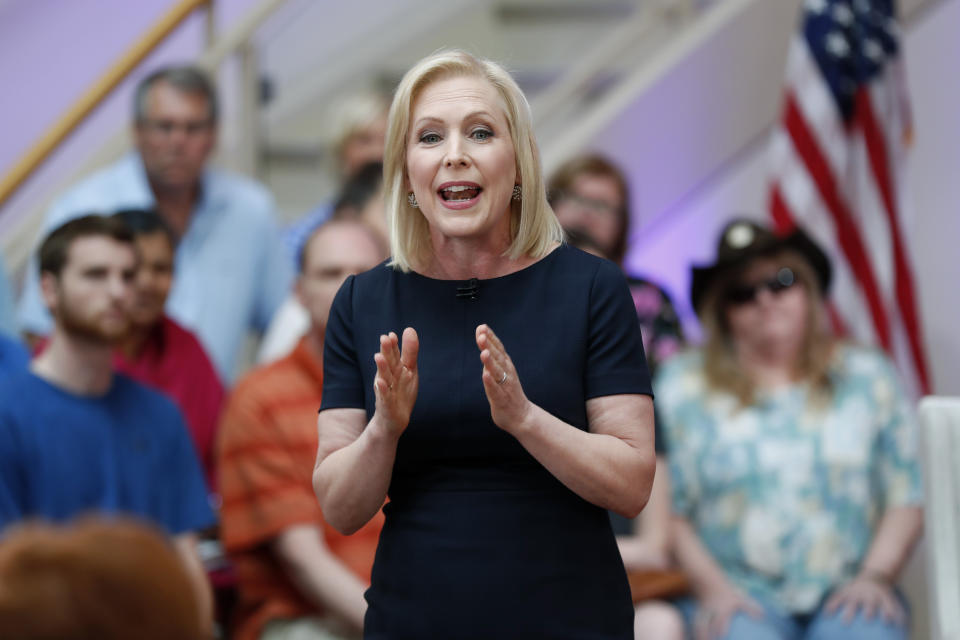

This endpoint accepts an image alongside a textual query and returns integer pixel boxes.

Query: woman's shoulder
[553,242,613,270]
[342,259,404,299]
[831,342,898,376]
[543,244,628,293]
[829,342,905,393]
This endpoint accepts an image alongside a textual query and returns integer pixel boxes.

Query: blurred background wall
[0,2,957,637]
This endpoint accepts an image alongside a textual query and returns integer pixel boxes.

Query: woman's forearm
[313,414,399,535]
[509,401,656,518]
[857,505,923,582]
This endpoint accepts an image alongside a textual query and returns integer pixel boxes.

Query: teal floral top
[656,345,923,613]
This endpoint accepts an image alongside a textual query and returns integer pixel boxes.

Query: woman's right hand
[372,328,419,437]
[693,583,764,640]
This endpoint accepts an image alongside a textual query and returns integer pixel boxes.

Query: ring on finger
[497,370,508,385]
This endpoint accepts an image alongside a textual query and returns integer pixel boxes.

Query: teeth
[444,185,476,192]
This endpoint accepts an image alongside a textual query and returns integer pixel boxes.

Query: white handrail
[197,0,289,70]
[531,0,690,126]
[0,0,294,270]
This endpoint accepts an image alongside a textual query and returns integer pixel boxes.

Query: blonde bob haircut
[383,49,563,272]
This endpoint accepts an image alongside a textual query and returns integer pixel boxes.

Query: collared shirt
[283,201,332,268]
[16,153,294,382]
[217,337,383,640]
[658,345,923,614]
[0,250,16,337]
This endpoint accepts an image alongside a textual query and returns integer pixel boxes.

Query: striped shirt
[217,338,383,640]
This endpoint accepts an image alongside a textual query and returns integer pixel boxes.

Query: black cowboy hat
[690,218,832,314]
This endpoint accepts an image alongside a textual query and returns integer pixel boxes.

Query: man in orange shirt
[217,219,386,640]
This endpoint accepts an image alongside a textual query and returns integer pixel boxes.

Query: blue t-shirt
[0,371,215,536]
[0,334,29,376]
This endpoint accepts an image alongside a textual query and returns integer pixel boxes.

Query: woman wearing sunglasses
[657,219,923,640]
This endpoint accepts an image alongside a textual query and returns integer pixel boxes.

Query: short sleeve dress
[320,244,652,639]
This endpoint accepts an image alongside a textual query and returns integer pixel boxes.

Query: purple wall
[0,0,258,234]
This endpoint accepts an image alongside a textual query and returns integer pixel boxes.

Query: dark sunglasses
[725,267,797,305]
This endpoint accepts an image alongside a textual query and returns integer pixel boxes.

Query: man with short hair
[16,65,293,382]
[217,220,386,640]
[112,208,224,488]
[0,215,216,631]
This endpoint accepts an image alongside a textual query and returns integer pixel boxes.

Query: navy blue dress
[321,245,652,639]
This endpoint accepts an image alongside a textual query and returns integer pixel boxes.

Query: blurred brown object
[627,569,690,603]
[0,517,206,640]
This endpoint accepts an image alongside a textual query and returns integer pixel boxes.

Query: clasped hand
[372,324,532,435]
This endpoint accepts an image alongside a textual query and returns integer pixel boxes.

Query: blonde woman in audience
[313,50,655,638]
[658,219,923,640]
[284,91,390,264]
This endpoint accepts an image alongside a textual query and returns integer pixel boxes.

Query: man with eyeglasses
[16,66,293,383]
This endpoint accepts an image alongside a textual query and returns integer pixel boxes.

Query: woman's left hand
[824,573,905,624]
[476,324,533,433]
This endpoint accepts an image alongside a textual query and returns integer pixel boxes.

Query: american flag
[768,0,930,397]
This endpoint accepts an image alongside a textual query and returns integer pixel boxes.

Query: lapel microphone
[456,278,480,300]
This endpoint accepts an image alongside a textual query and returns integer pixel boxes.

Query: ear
[293,275,306,308]
[39,272,60,316]
[132,121,147,150]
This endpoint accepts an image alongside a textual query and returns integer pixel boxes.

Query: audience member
[218,220,386,640]
[0,518,207,640]
[0,216,216,632]
[284,91,389,264]
[15,65,293,382]
[549,154,686,639]
[257,162,386,364]
[114,208,224,488]
[659,219,923,640]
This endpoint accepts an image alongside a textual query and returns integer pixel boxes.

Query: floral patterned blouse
[626,276,684,379]
[656,345,923,613]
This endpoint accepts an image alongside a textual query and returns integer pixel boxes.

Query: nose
[444,136,469,168]
[754,286,776,306]
[109,272,131,300]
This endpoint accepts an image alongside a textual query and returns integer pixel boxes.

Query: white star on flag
[825,32,851,57]
[863,39,884,61]
[832,4,854,25]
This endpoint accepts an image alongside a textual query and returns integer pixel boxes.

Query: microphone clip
[456,278,480,300]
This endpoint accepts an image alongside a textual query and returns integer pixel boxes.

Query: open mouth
[439,184,482,201]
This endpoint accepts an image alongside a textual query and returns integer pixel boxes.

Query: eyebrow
[412,111,499,130]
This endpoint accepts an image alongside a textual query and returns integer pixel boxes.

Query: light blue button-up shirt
[0,249,17,338]
[16,153,294,383]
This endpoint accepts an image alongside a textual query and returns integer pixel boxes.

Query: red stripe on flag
[855,89,931,393]
[782,91,893,351]
[769,184,797,234]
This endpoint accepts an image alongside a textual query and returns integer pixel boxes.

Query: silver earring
[407,192,419,208]
[512,185,522,201]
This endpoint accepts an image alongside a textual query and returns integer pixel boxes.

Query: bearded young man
[0,215,216,633]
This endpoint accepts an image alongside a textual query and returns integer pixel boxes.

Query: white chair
[919,397,960,640]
